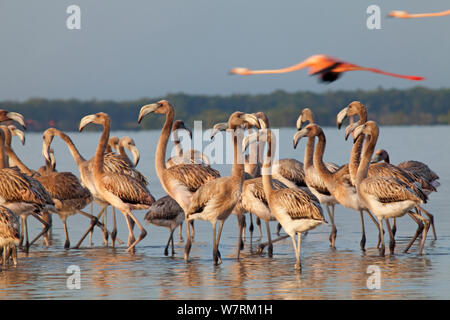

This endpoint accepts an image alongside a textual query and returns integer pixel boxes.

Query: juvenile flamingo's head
[352,121,379,143]
[293,123,322,149]
[79,112,110,131]
[138,100,173,123]
[296,108,315,130]
[254,112,270,129]
[119,136,140,167]
[172,120,192,139]
[228,112,260,130]
[371,149,390,164]
[337,101,367,131]
[8,125,25,145]
[108,136,119,151]
[0,110,26,129]
[210,122,228,140]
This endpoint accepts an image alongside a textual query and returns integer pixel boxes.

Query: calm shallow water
[0,126,449,300]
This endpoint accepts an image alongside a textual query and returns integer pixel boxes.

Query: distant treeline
[2,86,450,131]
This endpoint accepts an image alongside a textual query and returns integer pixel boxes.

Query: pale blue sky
[0,0,449,100]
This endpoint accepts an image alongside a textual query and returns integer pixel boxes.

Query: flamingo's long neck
[155,109,174,180]
[355,130,379,190]
[349,134,364,185]
[44,157,54,173]
[348,112,367,184]
[313,132,335,191]
[172,130,183,157]
[3,128,12,147]
[93,118,110,179]
[244,127,260,177]
[4,146,34,175]
[0,127,11,165]
[118,144,132,165]
[258,132,267,166]
[304,135,315,169]
[247,127,257,164]
[261,133,274,200]
[53,130,86,167]
[246,59,312,75]
[230,129,244,180]
[0,132,6,169]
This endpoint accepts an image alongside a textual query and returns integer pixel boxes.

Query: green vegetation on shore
[2,86,449,131]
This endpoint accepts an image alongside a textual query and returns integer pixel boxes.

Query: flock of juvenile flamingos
[0,7,446,271]
[0,98,440,271]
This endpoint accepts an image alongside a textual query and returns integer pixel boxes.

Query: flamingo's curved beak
[138,103,159,124]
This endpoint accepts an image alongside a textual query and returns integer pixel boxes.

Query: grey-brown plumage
[188,177,240,218]
[271,188,324,221]
[145,195,183,221]
[165,164,220,193]
[36,170,95,249]
[398,160,439,184]
[36,172,92,211]
[0,168,52,210]
[304,163,340,196]
[272,159,306,188]
[0,129,54,253]
[367,163,430,202]
[359,176,423,204]
[372,149,440,192]
[145,195,184,256]
[103,152,148,186]
[236,178,287,211]
[100,173,154,206]
[369,148,438,243]
[0,205,20,266]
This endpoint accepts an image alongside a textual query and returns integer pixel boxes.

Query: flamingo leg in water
[404,211,424,253]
